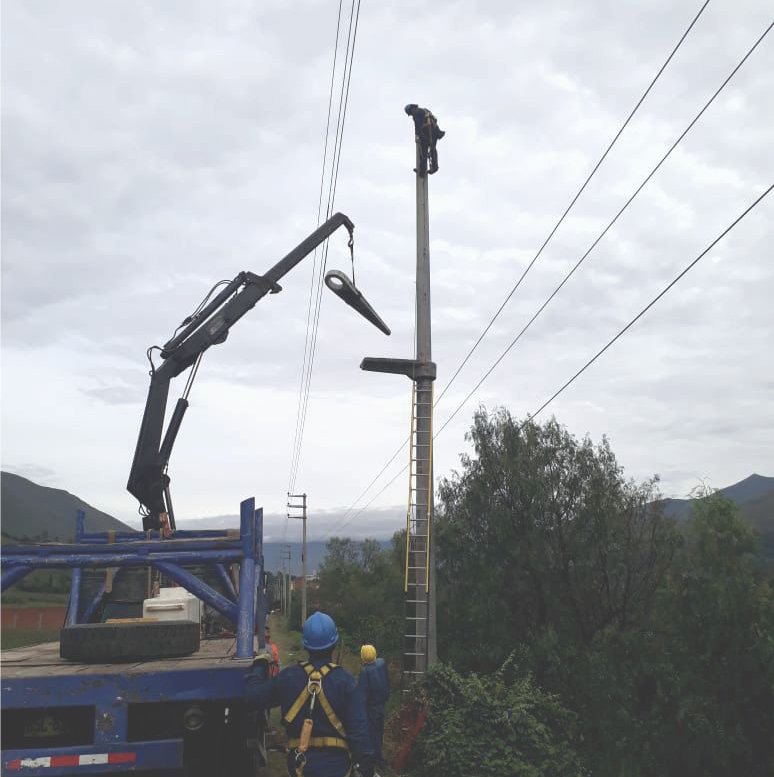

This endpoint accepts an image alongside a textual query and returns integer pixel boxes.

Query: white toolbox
[143,586,202,623]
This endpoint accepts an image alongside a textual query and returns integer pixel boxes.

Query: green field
[1,591,69,606]
[0,628,60,650]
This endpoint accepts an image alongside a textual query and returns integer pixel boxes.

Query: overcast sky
[2,0,772,542]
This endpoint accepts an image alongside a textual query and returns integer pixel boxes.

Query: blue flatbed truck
[1,211,391,776]
[1,498,271,776]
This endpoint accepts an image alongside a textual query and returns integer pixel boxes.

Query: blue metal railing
[1,497,264,659]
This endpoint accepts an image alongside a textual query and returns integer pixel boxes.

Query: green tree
[316,533,405,652]
[645,492,774,776]
[436,409,679,671]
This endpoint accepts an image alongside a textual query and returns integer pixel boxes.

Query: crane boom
[128,212,363,530]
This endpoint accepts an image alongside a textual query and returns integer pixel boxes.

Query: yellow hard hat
[360,644,377,663]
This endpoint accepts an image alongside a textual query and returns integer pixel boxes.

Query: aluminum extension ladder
[402,381,433,688]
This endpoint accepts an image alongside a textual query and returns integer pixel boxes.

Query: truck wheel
[60,620,200,662]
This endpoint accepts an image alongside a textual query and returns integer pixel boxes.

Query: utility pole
[279,558,286,615]
[362,104,443,685]
[282,543,292,622]
[287,492,308,624]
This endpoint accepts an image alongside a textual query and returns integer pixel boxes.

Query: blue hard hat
[302,611,339,651]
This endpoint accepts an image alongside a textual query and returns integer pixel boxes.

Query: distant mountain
[661,474,774,559]
[263,540,392,576]
[661,474,774,518]
[263,541,331,576]
[1,471,133,542]
[2,470,770,561]
[661,474,774,519]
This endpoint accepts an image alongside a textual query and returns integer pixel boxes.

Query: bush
[405,657,586,777]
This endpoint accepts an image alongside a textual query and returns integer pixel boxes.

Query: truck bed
[1,636,249,679]
[1,637,268,776]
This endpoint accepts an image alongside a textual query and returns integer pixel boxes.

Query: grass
[1,628,60,650]
[1,591,70,606]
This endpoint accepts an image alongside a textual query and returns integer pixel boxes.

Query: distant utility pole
[362,104,443,685]
[287,492,308,624]
[282,543,292,622]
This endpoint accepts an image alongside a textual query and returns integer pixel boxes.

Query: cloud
[1,463,59,486]
[2,0,772,534]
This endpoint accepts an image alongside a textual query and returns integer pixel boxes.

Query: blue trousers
[366,705,385,763]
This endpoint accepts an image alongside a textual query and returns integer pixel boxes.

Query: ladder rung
[406,616,427,620]
[406,599,427,603]
[405,634,427,639]
[403,652,426,656]
[403,670,424,674]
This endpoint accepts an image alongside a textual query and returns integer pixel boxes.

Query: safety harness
[283,662,350,776]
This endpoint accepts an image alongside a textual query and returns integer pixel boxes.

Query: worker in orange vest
[265,624,280,678]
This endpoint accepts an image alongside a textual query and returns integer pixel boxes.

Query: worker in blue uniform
[357,645,390,765]
[247,611,375,777]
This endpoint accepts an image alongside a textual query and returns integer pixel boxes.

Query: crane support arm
[128,212,355,530]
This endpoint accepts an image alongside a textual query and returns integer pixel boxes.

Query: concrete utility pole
[362,104,443,684]
[282,543,292,621]
[287,493,308,624]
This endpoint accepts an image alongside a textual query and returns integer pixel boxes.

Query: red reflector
[108,752,137,764]
[7,760,21,771]
[51,755,80,767]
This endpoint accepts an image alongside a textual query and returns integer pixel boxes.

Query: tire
[60,620,200,663]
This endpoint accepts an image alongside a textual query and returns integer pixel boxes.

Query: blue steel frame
[1,498,264,660]
[0,497,269,776]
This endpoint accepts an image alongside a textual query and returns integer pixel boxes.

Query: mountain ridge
[2,471,771,563]
[1,471,133,542]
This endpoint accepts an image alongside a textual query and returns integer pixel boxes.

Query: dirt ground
[263,613,399,777]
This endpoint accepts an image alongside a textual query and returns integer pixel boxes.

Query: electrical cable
[433,0,711,408]
[524,183,772,423]
[322,1,714,529]
[326,181,773,537]
[290,0,359,492]
[433,19,772,439]
[287,0,345,499]
[289,0,362,492]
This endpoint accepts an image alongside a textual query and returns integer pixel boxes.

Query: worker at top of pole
[248,611,374,777]
[358,644,391,766]
[404,104,445,176]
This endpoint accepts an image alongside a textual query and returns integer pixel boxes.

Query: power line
[526,182,772,420]
[288,0,362,494]
[327,182,773,538]
[321,19,774,540]
[322,2,713,529]
[433,19,772,439]
[284,1,346,541]
[287,0,345,498]
[291,0,362,492]
[433,0,711,408]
